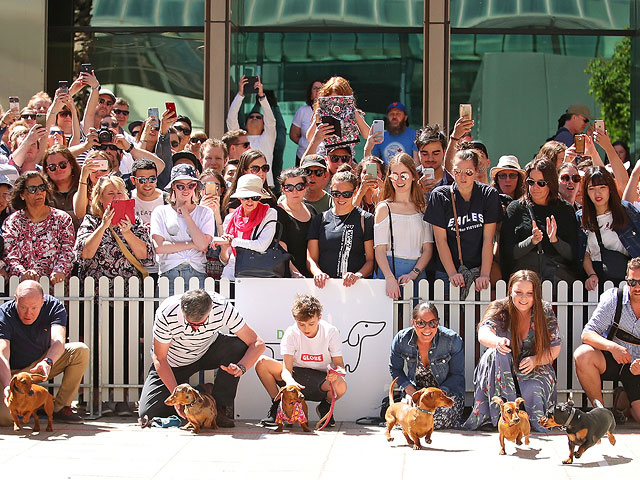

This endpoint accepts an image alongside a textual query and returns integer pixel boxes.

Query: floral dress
[2,208,75,277]
[462,302,561,432]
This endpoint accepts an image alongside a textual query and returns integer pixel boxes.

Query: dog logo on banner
[342,320,386,373]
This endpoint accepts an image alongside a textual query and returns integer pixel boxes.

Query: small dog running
[164,384,218,434]
[539,399,616,464]
[273,384,311,433]
[8,372,54,432]
[492,396,530,455]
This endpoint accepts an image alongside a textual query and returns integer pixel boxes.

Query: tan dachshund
[8,372,54,432]
[273,384,310,432]
[385,377,454,450]
[493,396,530,455]
[164,384,218,434]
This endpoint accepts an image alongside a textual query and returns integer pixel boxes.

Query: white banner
[234,278,394,421]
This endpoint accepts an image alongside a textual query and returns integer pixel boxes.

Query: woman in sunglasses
[2,171,74,285]
[579,167,640,291]
[374,153,432,299]
[389,301,465,429]
[40,145,81,230]
[276,167,317,278]
[463,270,561,432]
[307,166,374,288]
[73,150,116,221]
[557,162,582,210]
[151,164,214,294]
[501,158,580,283]
[222,149,276,215]
[46,86,81,148]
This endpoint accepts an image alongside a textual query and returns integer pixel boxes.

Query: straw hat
[490,155,525,180]
[230,174,269,199]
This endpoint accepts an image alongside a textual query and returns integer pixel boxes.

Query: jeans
[161,264,207,296]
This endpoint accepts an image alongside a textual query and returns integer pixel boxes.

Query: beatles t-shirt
[424,182,503,270]
[280,320,343,371]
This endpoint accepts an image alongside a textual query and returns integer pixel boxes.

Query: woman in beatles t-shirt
[307,166,374,288]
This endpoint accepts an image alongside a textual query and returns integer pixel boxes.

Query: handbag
[592,229,629,284]
[234,220,292,278]
[109,227,149,279]
[450,186,480,298]
[386,202,396,276]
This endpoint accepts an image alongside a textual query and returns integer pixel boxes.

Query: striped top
[153,292,245,367]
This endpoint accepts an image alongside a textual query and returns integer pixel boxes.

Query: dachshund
[164,384,218,434]
[8,372,54,432]
[492,396,530,455]
[273,384,310,432]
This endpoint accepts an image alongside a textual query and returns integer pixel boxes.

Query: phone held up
[148,107,160,129]
[58,81,69,94]
[574,134,585,154]
[365,162,377,179]
[459,104,472,121]
[371,119,384,137]
[594,120,605,135]
[165,102,176,116]
[8,96,19,112]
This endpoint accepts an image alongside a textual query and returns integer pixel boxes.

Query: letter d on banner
[277,329,284,340]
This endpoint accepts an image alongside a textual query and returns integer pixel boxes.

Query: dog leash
[316,366,346,431]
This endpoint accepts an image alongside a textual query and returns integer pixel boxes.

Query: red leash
[315,366,345,431]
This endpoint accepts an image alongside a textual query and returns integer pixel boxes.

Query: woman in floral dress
[463,269,561,432]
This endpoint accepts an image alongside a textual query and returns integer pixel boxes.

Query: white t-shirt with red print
[280,320,343,371]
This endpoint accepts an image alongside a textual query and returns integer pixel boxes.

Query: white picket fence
[1,276,619,416]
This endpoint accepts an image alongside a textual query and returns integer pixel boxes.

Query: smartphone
[574,134,585,154]
[8,96,19,112]
[205,182,219,196]
[148,107,160,128]
[594,120,605,134]
[423,167,435,180]
[35,113,46,128]
[371,119,384,136]
[80,63,92,74]
[165,102,176,115]
[110,199,136,225]
[365,162,378,178]
[58,81,69,94]
[244,75,259,95]
[459,103,472,120]
[320,115,342,138]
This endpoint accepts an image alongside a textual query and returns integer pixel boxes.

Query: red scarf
[225,201,269,255]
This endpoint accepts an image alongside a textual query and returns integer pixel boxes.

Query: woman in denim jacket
[389,302,465,429]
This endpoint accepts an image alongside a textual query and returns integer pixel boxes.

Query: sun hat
[490,155,525,180]
[566,104,593,121]
[230,174,269,199]
[164,164,202,192]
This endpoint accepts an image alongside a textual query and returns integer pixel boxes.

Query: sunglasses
[232,141,251,148]
[282,182,306,192]
[98,99,114,106]
[95,144,120,151]
[526,178,549,188]
[330,190,354,199]
[113,108,129,116]
[240,196,262,202]
[46,161,68,172]
[25,183,47,194]
[497,172,520,180]
[57,110,72,118]
[249,164,270,174]
[21,114,37,120]
[175,126,192,136]
[560,174,581,183]
[414,318,439,329]
[189,137,206,144]
[328,155,351,164]
[133,175,157,184]
[389,172,411,182]
[247,114,263,120]
[101,122,119,128]
[453,167,475,177]
[174,181,198,191]
[304,168,325,177]
[170,141,180,148]
[626,278,640,287]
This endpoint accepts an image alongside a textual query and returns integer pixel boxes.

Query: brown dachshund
[492,396,530,455]
[273,384,310,432]
[164,384,218,434]
[385,377,454,450]
[8,372,54,432]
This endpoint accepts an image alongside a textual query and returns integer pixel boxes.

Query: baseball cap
[566,104,593,121]
[300,154,327,170]
[386,102,406,113]
[99,88,116,102]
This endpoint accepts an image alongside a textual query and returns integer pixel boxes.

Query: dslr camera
[97,127,114,144]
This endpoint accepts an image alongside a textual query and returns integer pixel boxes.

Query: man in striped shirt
[574,258,640,424]
[137,289,264,427]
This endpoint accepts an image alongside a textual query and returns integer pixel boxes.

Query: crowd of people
[0,72,638,429]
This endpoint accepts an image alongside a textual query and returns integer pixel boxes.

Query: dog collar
[186,399,197,408]
[416,406,435,415]
[562,407,576,430]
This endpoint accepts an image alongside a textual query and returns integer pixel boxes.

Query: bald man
[1,280,89,425]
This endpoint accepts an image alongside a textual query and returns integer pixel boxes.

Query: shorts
[601,350,640,403]
[277,367,327,402]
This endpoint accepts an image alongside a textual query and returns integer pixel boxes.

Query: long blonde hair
[90,175,128,218]
[382,153,426,213]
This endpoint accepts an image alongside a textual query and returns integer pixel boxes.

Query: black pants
[137,333,247,419]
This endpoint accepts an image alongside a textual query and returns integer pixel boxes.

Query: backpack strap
[607,287,625,341]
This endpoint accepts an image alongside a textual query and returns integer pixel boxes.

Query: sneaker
[260,399,279,426]
[53,406,83,424]
[316,400,335,428]
[101,401,115,416]
[216,406,235,428]
[115,402,134,417]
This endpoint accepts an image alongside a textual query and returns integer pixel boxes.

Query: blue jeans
[161,264,207,296]
[376,256,426,302]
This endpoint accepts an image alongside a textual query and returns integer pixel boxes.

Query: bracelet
[588,273,598,278]
[80,181,88,185]
[450,135,460,141]
[237,363,247,375]
[257,94,266,100]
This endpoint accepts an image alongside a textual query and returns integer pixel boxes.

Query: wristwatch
[44,357,54,367]
[237,363,247,375]
[125,142,134,153]
[257,94,266,100]
[412,267,421,275]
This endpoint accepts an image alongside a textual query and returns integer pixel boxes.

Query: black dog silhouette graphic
[342,320,386,373]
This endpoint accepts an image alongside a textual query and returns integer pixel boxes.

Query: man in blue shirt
[552,104,592,147]
[371,102,418,165]
[0,280,89,425]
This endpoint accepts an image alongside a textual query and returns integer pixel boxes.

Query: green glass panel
[88,0,205,27]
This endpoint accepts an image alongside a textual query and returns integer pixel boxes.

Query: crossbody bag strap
[109,227,149,279]
[594,228,606,257]
[385,202,396,276]
[450,185,464,266]
[607,287,625,341]
[251,219,280,242]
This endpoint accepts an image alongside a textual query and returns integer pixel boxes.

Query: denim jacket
[389,326,465,397]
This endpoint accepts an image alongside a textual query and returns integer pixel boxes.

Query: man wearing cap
[299,155,332,213]
[370,102,418,165]
[172,151,202,175]
[553,104,593,147]
[222,129,251,162]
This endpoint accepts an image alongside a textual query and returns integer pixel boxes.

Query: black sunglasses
[560,174,581,183]
[247,114,263,120]
[282,182,306,192]
[113,108,129,115]
[57,110,72,118]
[328,155,351,164]
[240,196,262,202]
[132,175,157,184]
[175,126,192,136]
[304,168,325,177]
[98,98,114,106]
[25,184,47,194]
[330,190,354,199]
[414,319,439,329]
[526,178,549,188]
[95,144,120,151]
[170,141,180,148]
[21,114,37,120]
[101,122,119,128]
[249,164,270,174]
[46,161,68,172]
[189,137,206,144]
[626,278,640,287]
[232,141,251,148]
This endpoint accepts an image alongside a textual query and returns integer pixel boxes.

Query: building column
[423,0,450,130]
[205,0,231,138]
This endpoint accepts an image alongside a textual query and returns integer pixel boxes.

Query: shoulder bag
[592,229,629,284]
[235,219,292,278]
[109,227,149,279]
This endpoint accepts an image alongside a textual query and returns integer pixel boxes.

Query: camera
[97,127,114,144]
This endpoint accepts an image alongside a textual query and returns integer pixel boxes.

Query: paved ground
[0,418,637,479]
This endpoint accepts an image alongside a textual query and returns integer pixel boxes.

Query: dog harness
[275,401,307,425]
